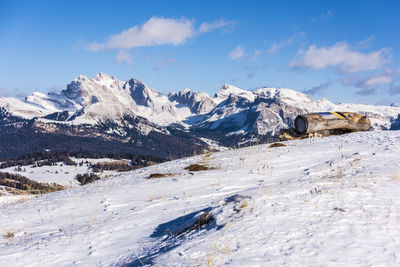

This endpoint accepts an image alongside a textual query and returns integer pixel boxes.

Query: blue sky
[1,0,399,105]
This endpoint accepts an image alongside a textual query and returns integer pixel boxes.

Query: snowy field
[0,158,125,186]
[1,130,400,266]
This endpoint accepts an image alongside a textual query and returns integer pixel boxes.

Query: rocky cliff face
[0,73,399,158]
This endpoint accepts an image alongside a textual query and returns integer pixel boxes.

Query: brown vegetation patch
[147,173,173,179]
[268,142,286,148]
[5,232,14,238]
[185,164,209,172]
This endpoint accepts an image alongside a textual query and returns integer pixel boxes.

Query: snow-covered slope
[1,131,400,266]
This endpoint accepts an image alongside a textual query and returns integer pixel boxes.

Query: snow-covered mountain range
[0,73,399,158]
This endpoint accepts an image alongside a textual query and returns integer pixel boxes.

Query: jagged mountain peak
[215,84,256,103]
[95,72,114,80]
[254,87,313,104]
[124,78,154,107]
[168,88,216,114]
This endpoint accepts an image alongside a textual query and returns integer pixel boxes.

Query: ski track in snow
[1,131,400,266]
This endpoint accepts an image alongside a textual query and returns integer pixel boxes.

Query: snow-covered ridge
[0,73,399,145]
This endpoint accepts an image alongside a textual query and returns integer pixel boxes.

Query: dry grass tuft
[185,164,209,172]
[147,173,173,179]
[240,199,248,209]
[176,212,214,236]
[390,172,400,182]
[193,212,214,230]
[201,151,213,164]
[268,142,287,148]
[5,231,14,238]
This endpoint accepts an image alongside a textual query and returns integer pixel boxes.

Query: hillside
[1,130,400,266]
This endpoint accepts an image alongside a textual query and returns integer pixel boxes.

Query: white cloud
[362,74,392,87]
[198,19,236,33]
[290,42,392,73]
[267,32,305,54]
[251,50,263,61]
[114,50,132,65]
[228,45,245,60]
[86,16,236,52]
[342,71,393,88]
[87,16,195,51]
[267,43,282,54]
[357,35,375,49]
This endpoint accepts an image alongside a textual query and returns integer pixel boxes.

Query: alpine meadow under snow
[1,130,400,266]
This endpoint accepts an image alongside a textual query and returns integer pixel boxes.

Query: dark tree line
[0,152,76,169]
[0,127,206,160]
[0,151,162,169]
[90,160,155,172]
[0,172,64,194]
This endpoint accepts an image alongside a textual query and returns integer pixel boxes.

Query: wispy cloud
[243,64,264,79]
[228,45,245,60]
[267,32,305,54]
[198,19,236,33]
[355,88,377,96]
[309,9,334,23]
[153,58,176,71]
[303,81,334,96]
[251,50,263,61]
[290,41,392,73]
[114,50,132,65]
[362,74,392,87]
[321,9,334,20]
[357,35,375,49]
[86,16,235,52]
[342,70,393,88]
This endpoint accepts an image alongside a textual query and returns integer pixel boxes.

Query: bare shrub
[185,164,209,171]
[75,173,101,185]
[147,173,173,179]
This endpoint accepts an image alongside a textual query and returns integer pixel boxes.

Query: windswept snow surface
[1,131,400,266]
